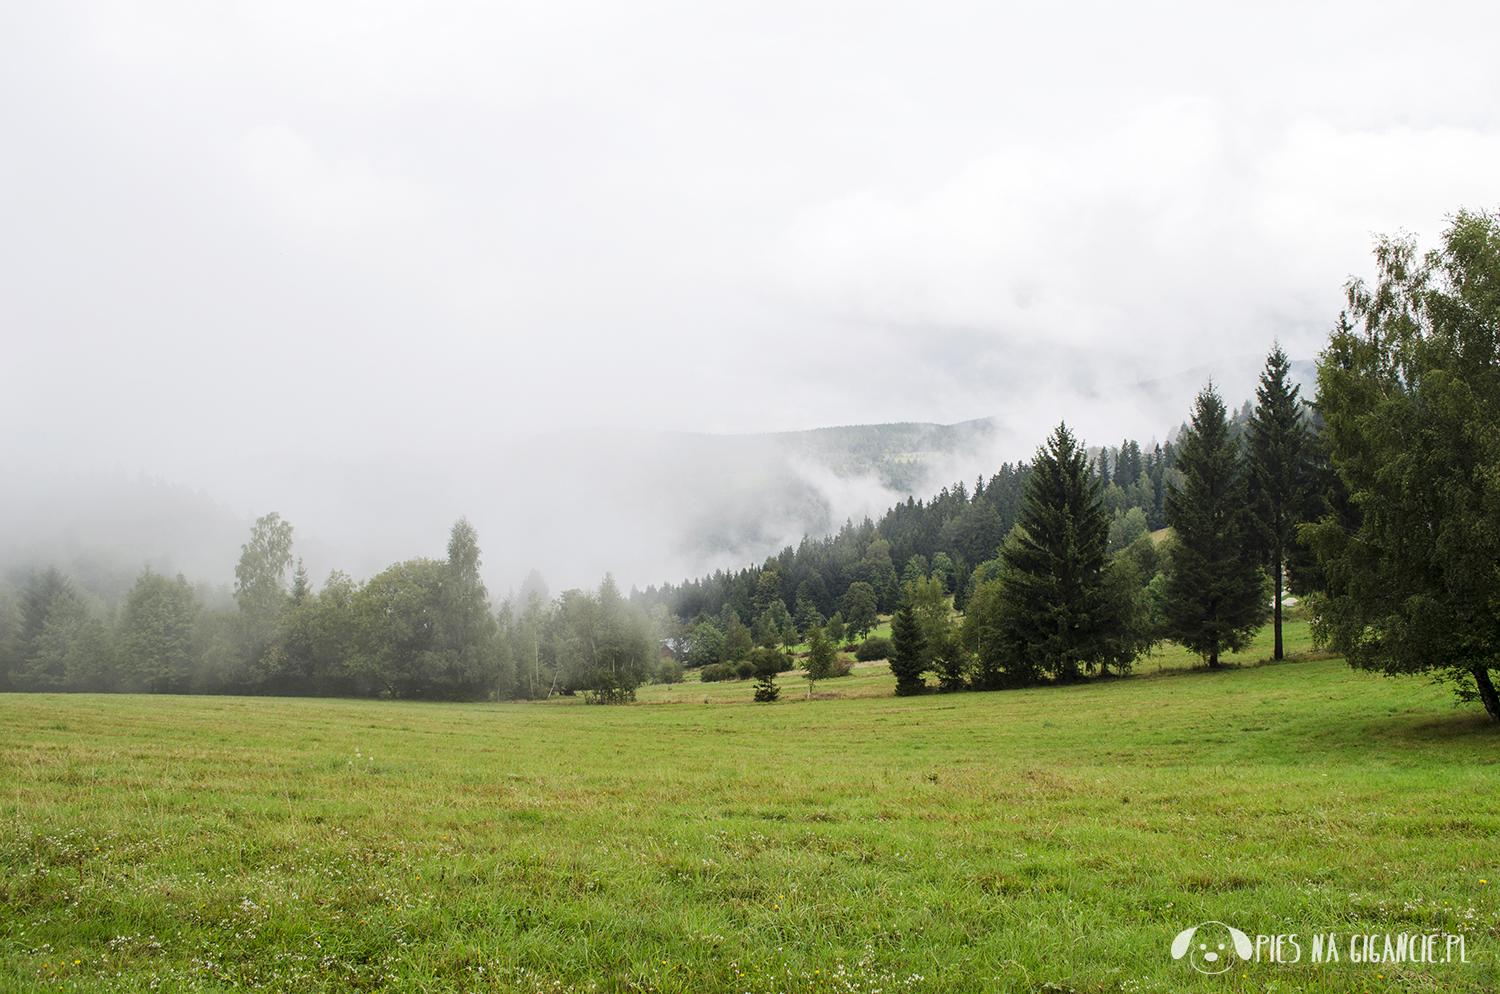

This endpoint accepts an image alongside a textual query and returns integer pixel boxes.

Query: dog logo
[1171,920,1253,974]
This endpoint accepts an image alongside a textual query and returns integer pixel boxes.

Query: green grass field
[2,633,1497,992]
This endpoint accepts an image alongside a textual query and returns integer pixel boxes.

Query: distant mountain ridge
[766,418,999,489]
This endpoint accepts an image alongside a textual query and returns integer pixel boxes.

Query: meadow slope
[1,654,1497,992]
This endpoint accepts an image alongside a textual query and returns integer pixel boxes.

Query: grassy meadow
[2,633,1498,992]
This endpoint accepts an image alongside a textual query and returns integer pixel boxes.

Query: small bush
[855,637,893,662]
[734,659,755,680]
[747,646,788,678]
[657,660,684,685]
[752,674,780,702]
[583,685,636,704]
[830,654,854,677]
[699,663,738,683]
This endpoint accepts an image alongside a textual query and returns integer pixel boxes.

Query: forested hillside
[630,433,1180,627]
[0,431,1183,701]
[6,210,1499,724]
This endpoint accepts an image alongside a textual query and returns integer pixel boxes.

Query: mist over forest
[0,354,1312,608]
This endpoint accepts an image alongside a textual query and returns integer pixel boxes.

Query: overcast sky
[3,1,1498,589]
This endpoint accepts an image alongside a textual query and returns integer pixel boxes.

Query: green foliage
[793,596,823,639]
[853,636,893,662]
[290,558,310,602]
[686,621,725,668]
[928,626,967,692]
[553,574,653,701]
[1116,533,1169,651]
[803,626,836,696]
[1307,210,1500,721]
[233,512,294,663]
[901,554,928,587]
[752,599,796,648]
[7,567,117,693]
[909,576,948,639]
[929,551,955,594]
[722,610,753,662]
[887,596,927,696]
[961,577,1021,689]
[1246,344,1317,661]
[698,662,737,682]
[263,570,361,696]
[333,521,515,700]
[349,557,449,696]
[119,569,198,693]
[438,517,508,696]
[1107,505,1149,554]
[753,570,782,614]
[749,645,783,699]
[510,588,551,700]
[996,423,1122,681]
[747,646,786,677]
[957,555,1003,613]
[858,540,901,612]
[1097,558,1154,674]
[1165,386,1269,666]
[842,581,878,639]
[824,611,846,645]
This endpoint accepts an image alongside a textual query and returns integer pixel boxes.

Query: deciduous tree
[803,626,836,698]
[843,582,878,639]
[1306,210,1500,721]
[235,512,295,664]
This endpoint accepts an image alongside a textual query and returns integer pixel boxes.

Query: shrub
[734,659,755,680]
[583,672,637,704]
[831,654,854,677]
[752,673,780,702]
[656,659,684,685]
[699,663,738,683]
[748,646,785,678]
[583,686,635,704]
[854,637,893,662]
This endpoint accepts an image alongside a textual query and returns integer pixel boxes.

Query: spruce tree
[1165,385,1269,666]
[888,595,928,696]
[1245,344,1314,660]
[998,423,1115,681]
[752,646,781,702]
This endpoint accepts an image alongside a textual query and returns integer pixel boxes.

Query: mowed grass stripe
[1,656,1497,993]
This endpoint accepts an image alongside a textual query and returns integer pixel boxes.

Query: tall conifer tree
[1246,345,1314,660]
[888,595,927,696]
[1165,385,1268,666]
[998,423,1114,681]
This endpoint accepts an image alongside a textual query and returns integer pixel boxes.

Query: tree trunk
[1272,552,1284,661]
[1473,667,1500,723]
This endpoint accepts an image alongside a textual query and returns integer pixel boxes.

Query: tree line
[3,209,1496,721]
[0,517,663,702]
